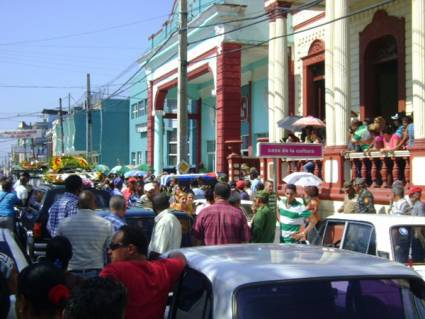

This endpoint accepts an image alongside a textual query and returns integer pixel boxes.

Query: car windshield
[391,226,425,264]
[236,278,423,319]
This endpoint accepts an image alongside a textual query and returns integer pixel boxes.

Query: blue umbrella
[124,170,146,178]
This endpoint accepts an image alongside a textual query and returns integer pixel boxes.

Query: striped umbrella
[292,116,325,128]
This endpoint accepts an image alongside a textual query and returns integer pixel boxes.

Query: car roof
[172,244,419,318]
[326,213,425,226]
[177,244,418,284]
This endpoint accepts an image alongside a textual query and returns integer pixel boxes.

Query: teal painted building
[54,98,129,168]
[130,0,276,173]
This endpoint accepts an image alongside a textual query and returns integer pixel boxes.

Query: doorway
[302,39,325,120]
[359,10,405,120]
[375,60,398,119]
[310,62,325,120]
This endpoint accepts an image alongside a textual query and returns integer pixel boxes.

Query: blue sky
[0,0,174,156]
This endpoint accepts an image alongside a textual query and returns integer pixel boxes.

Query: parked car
[165,244,425,319]
[310,213,425,278]
[19,184,111,261]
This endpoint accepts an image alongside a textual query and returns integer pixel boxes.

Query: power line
[0,13,173,47]
[109,0,322,99]
[188,0,323,46]
[125,0,394,100]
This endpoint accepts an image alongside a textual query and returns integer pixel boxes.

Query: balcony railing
[344,150,411,188]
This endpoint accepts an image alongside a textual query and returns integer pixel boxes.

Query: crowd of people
[348,112,415,152]
[0,169,309,319]
[0,157,424,318]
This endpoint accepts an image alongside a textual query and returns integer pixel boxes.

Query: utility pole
[86,73,92,161]
[177,0,188,164]
[68,93,71,114]
[59,97,65,155]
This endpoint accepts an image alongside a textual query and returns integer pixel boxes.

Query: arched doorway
[302,39,325,119]
[360,10,405,120]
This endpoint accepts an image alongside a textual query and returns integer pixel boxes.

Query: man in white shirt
[57,191,113,278]
[148,193,182,259]
[14,172,30,204]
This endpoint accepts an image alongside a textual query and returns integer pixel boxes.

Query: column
[333,0,350,146]
[411,0,425,187]
[322,0,350,190]
[147,82,154,167]
[274,7,290,142]
[325,0,335,146]
[215,42,242,173]
[412,0,425,141]
[153,110,164,175]
[268,19,276,142]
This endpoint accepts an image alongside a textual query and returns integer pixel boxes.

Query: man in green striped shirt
[278,184,312,243]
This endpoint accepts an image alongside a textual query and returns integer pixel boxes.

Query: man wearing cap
[406,186,425,216]
[236,180,250,200]
[139,183,156,209]
[337,181,358,214]
[353,178,376,214]
[251,191,276,243]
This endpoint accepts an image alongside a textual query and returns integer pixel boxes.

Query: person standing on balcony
[397,116,415,149]
[353,178,376,214]
[381,126,402,151]
[351,119,373,152]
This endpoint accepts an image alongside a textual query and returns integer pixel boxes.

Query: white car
[311,213,425,278]
[165,244,425,319]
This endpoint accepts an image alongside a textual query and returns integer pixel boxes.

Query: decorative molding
[293,12,325,31]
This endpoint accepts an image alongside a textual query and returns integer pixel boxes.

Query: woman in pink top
[367,123,384,150]
[381,126,402,151]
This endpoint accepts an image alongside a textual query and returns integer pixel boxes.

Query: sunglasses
[109,242,128,251]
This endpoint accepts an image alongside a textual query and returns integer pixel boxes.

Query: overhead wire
[126,0,394,100]
[113,0,321,99]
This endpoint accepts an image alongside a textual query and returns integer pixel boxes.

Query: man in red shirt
[193,183,251,245]
[100,225,186,319]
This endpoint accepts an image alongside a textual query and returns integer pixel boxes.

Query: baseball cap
[255,190,269,201]
[144,183,155,192]
[408,186,422,196]
[127,177,137,183]
[236,180,245,190]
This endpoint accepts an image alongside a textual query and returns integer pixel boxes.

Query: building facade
[52,98,129,168]
[133,0,425,203]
